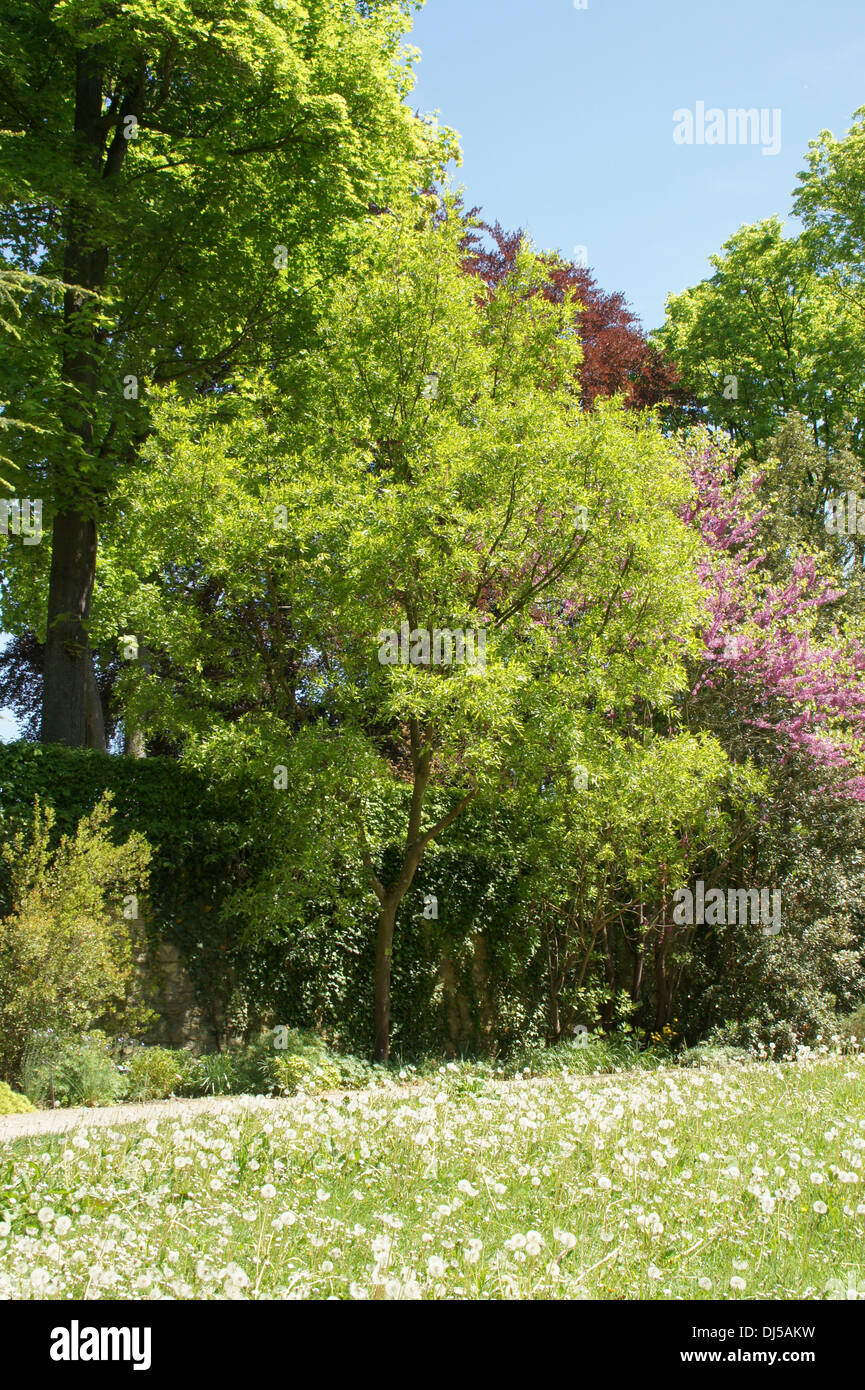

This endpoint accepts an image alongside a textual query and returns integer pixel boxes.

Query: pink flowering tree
[680,433,865,799]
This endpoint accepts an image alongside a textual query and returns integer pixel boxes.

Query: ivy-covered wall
[0,743,253,1045]
[0,744,545,1056]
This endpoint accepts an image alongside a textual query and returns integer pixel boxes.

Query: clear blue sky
[2,0,863,742]
[407,0,865,331]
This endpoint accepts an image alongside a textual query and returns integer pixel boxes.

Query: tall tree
[794,105,865,330]
[0,0,450,746]
[654,219,865,459]
[112,205,706,1060]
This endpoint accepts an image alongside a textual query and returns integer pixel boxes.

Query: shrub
[0,743,266,1050]
[268,1052,341,1096]
[261,1029,358,1094]
[503,1031,653,1079]
[678,1043,752,1068]
[21,1032,123,1109]
[0,792,151,1080]
[269,1054,315,1094]
[176,1032,373,1098]
[183,1052,241,1097]
[0,1080,35,1114]
[211,1033,343,1097]
[839,1005,865,1046]
[328,1050,379,1090]
[122,1045,195,1101]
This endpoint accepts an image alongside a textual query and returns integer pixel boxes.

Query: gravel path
[0,1087,410,1143]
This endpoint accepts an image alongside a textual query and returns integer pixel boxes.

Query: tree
[111,203,707,1060]
[0,0,451,746]
[0,267,65,490]
[680,432,865,797]
[794,106,865,331]
[654,220,865,459]
[506,728,751,1040]
[463,219,678,410]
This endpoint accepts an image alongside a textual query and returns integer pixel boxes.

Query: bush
[173,1031,374,1098]
[201,1032,345,1097]
[0,1080,35,1114]
[183,1051,241,1097]
[21,1032,123,1109]
[0,792,151,1080]
[0,743,265,1050]
[839,1005,865,1046]
[678,1043,752,1068]
[503,1031,654,1079]
[122,1045,195,1101]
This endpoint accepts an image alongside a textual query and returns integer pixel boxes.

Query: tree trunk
[373,898,399,1063]
[123,646,150,757]
[631,948,644,1003]
[41,509,99,746]
[363,722,475,1063]
[600,919,617,1027]
[654,921,673,1031]
[42,51,141,745]
[85,652,106,751]
[124,726,146,758]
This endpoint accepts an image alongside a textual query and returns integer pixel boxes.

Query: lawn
[1,1051,863,1300]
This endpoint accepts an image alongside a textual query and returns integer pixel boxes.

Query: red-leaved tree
[462,219,679,410]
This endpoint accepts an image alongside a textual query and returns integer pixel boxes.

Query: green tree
[112,205,709,1060]
[655,219,865,460]
[0,0,451,746]
[794,106,865,331]
[506,728,753,1041]
[0,267,67,490]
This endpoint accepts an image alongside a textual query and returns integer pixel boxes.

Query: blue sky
[407,0,865,331]
[2,0,863,742]
[0,635,14,741]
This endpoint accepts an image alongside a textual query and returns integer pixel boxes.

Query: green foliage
[10,1029,378,1108]
[122,1045,195,1102]
[0,743,262,1047]
[0,791,151,1080]
[21,1032,123,1109]
[655,218,865,458]
[794,106,865,332]
[678,788,865,1055]
[840,1005,865,1046]
[0,266,63,490]
[503,1032,658,1079]
[0,1080,35,1114]
[186,1053,240,1099]
[123,1032,375,1101]
[194,1032,365,1097]
[109,201,711,1058]
[0,0,453,515]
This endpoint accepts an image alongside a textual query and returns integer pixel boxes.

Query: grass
[1,1049,863,1300]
